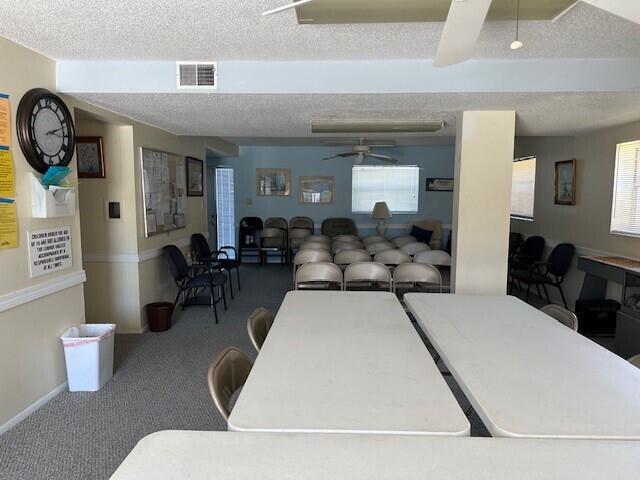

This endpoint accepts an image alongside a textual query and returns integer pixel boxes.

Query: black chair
[238,217,263,264]
[509,232,523,261]
[510,235,545,272]
[510,243,575,308]
[163,245,227,324]
[191,233,241,299]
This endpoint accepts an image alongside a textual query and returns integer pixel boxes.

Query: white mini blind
[215,167,236,257]
[610,140,640,236]
[352,165,419,214]
[510,157,536,220]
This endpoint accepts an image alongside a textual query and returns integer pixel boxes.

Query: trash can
[60,324,116,392]
[146,302,174,332]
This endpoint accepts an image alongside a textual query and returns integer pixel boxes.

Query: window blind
[351,165,419,214]
[610,140,640,236]
[510,157,536,220]
[215,167,236,257]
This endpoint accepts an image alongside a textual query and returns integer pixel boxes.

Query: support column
[451,111,516,295]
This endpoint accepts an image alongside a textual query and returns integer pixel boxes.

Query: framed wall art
[299,176,334,204]
[76,136,105,178]
[256,168,291,196]
[426,177,454,192]
[554,159,576,205]
[186,156,204,197]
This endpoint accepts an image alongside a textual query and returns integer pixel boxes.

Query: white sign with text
[28,226,73,277]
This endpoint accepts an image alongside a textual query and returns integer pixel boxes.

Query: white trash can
[60,324,116,392]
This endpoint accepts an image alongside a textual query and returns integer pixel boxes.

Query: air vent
[176,62,217,89]
[311,121,444,134]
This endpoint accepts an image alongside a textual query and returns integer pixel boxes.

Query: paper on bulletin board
[0,199,18,249]
[0,94,10,149]
[0,150,15,197]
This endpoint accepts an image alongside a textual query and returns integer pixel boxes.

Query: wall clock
[16,88,76,174]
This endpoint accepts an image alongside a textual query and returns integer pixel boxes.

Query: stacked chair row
[239,216,315,265]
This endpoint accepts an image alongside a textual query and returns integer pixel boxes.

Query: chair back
[509,232,523,257]
[289,227,311,249]
[518,235,545,261]
[332,241,362,254]
[295,262,343,290]
[400,242,430,256]
[163,245,189,282]
[191,233,212,261]
[239,217,263,229]
[540,304,578,331]
[207,346,253,420]
[547,243,575,278]
[393,263,442,292]
[289,216,314,232]
[261,227,285,248]
[264,217,288,230]
[362,235,386,246]
[392,236,417,248]
[246,307,274,352]
[344,262,392,291]
[628,354,640,368]
[321,218,358,237]
[365,241,394,255]
[307,234,331,244]
[334,249,371,266]
[374,249,411,266]
[409,219,443,249]
[333,234,359,243]
[300,241,330,251]
[293,249,332,266]
[414,250,452,266]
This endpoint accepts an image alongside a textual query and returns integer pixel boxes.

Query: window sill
[511,216,534,222]
[609,230,640,239]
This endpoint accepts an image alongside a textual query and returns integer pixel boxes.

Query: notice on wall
[0,94,10,149]
[0,199,18,249]
[28,226,73,277]
[0,150,15,197]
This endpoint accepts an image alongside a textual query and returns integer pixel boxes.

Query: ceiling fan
[322,140,397,164]
[262,1,640,67]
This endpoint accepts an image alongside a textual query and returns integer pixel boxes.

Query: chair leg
[535,283,543,299]
[221,283,227,311]
[211,287,219,324]
[227,269,234,299]
[172,288,182,309]
[542,284,551,304]
[525,283,531,303]
[236,267,241,291]
[558,284,568,309]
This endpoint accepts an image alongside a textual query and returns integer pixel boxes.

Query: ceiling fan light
[510,40,523,50]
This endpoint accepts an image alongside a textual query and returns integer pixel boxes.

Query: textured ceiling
[1,1,639,60]
[70,92,640,143]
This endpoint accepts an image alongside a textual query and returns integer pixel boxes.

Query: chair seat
[218,258,240,269]
[187,273,227,288]
[511,270,553,284]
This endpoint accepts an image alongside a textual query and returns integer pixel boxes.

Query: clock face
[17,89,76,174]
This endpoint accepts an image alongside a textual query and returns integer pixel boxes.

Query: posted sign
[28,226,72,277]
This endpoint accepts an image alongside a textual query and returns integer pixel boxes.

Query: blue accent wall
[208,145,454,237]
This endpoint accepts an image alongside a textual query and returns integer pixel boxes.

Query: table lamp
[372,201,391,237]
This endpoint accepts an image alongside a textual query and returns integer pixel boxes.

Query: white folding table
[110,430,640,480]
[405,293,640,439]
[228,291,470,436]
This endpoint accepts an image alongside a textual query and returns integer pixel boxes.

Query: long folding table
[405,293,640,439]
[228,291,470,436]
[110,430,640,479]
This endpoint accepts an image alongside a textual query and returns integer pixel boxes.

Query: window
[510,156,536,220]
[351,165,419,214]
[215,167,236,257]
[611,140,640,237]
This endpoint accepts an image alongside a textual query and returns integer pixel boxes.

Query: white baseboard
[0,382,67,436]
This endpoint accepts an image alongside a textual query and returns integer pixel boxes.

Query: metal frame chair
[191,233,241,298]
[207,346,252,420]
[295,262,343,290]
[332,241,362,254]
[628,354,640,368]
[163,245,227,324]
[288,228,311,263]
[362,235,386,246]
[391,236,417,248]
[238,217,263,264]
[246,307,275,352]
[373,249,411,269]
[540,304,579,331]
[413,249,452,266]
[300,241,330,251]
[400,242,430,257]
[365,241,394,255]
[333,235,359,243]
[292,249,332,284]
[333,249,371,269]
[393,263,443,294]
[344,262,392,291]
[260,227,287,266]
[289,216,314,233]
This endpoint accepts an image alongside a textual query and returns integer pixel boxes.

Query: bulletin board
[141,147,187,237]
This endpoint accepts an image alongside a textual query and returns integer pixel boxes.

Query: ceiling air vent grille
[176,62,217,89]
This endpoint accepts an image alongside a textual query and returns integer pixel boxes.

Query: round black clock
[16,88,76,174]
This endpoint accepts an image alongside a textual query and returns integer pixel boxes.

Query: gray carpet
[0,265,488,480]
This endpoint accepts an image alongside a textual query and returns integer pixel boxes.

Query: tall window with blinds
[351,165,419,214]
[510,157,537,220]
[215,167,236,257]
[611,140,640,237]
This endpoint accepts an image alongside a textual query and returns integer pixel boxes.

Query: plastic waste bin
[60,323,116,392]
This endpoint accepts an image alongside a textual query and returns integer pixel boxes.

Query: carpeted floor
[0,265,489,480]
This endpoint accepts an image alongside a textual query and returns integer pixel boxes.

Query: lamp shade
[371,201,391,219]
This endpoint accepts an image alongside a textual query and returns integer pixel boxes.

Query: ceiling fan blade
[337,152,359,157]
[262,0,316,16]
[368,153,398,163]
[580,0,640,24]
[433,0,493,68]
[321,156,339,161]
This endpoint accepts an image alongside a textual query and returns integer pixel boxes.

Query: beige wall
[0,38,86,428]
[511,122,640,307]
[452,111,516,295]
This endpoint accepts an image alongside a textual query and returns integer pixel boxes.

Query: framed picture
[186,156,204,197]
[426,178,454,192]
[299,176,334,204]
[554,159,576,205]
[256,168,291,196]
[76,137,105,178]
